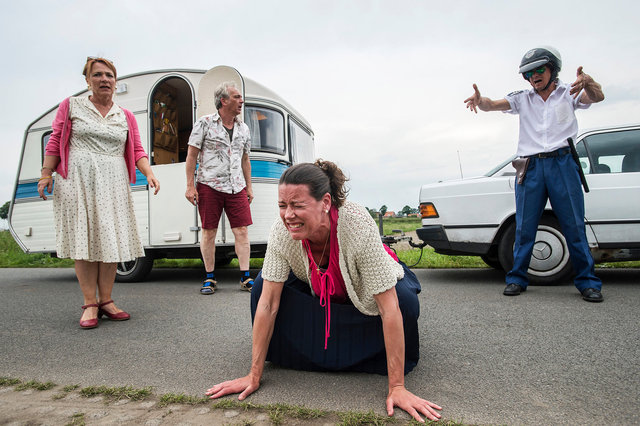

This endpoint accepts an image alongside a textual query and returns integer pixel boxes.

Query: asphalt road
[1,267,638,425]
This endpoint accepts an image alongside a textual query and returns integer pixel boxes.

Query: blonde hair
[82,57,117,80]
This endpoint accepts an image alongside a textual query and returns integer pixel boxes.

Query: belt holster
[512,157,530,185]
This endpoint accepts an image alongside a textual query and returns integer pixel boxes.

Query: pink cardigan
[45,97,148,183]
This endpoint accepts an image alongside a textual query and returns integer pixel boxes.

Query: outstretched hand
[205,375,260,401]
[386,385,442,423]
[570,66,591,98]
[464,84,482,113]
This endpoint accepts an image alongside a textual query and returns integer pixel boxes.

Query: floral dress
[53,96,144,262]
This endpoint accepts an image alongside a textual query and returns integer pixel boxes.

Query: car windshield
[485,156,516,177]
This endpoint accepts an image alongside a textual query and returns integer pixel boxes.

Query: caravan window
[42,132,51,160]
[289,118,314,163]
[245,106,285,155]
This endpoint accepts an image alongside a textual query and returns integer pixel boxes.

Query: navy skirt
[250,262,421,375]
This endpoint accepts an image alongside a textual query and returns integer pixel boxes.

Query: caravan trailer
[9,66,315,281]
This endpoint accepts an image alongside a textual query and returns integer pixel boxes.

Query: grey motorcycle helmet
[519,46,562,83]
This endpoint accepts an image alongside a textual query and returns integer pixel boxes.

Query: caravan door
[147,75,198,246]
[194,66,246,245]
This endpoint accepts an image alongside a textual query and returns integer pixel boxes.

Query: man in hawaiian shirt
[185,81,254,295]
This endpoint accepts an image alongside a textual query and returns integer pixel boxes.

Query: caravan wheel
[116,255,154,282]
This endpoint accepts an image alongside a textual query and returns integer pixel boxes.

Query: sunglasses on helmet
[523,66,547,79]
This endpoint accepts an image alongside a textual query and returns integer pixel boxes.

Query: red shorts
[197,183,253,229]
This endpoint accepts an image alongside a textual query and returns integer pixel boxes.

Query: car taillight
[420,202,439,218]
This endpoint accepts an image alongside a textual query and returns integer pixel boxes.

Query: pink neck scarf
[302,205,346,349]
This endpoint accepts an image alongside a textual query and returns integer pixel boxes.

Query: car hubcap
[528,225,569,276]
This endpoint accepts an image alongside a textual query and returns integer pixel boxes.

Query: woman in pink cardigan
[37,57,159,329]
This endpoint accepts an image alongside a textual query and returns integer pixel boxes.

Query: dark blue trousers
[250,262,421,375]
[506,152,601,291]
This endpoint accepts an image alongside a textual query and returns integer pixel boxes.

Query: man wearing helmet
[464,46,605,302]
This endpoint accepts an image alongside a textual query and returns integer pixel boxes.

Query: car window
[486,156,516,177]
[575,140,591,174]
[581,129,640,174]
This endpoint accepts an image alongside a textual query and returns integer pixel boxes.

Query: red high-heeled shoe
[80,303,99,329]
[98,300,130,321]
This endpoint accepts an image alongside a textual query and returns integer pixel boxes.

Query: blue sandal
[200,279,217,295]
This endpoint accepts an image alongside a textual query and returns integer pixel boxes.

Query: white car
[416,124,640,284]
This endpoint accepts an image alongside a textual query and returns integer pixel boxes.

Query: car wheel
[481,253,503,270]
[116,255,154,282]
[497,216,573,285]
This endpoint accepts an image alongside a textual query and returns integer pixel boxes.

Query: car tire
[497,216,573,285]
[481,253,503,270]
[116,255,154,283]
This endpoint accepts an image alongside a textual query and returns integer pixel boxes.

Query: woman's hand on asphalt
[386,385,442,423]
[205,375,260,401]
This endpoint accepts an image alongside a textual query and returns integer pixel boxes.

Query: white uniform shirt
[188,112,251,194]
[504,81,590,157]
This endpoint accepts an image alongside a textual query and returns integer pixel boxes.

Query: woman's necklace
[312,232,330,273]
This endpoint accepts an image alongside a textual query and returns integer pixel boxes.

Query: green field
[0,230,74,268]
[2,221,639,270]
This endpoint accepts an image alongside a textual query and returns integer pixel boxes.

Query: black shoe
[581,288,603,303]
[503,283,525,296]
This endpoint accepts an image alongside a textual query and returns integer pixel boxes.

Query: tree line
[365,205,419,217]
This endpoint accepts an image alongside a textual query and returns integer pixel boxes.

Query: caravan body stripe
[14,159,288,200]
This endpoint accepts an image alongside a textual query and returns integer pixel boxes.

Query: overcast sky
[2,0,639,215]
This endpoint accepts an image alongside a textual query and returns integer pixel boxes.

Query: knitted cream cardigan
[261,200,404,316]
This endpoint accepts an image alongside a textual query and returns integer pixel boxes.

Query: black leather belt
[526,147,571,158]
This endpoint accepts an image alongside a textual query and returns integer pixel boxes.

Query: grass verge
[0,376,467,425]
[66,412,86,426]
[158,392,208,406]
[14,380,56,391]
[79,385,152,401]
[0,377,21,387]
[0,231,73,268]
[263,402,328,424]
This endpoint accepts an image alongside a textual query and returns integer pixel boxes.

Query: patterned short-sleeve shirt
[188,111,251,194]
